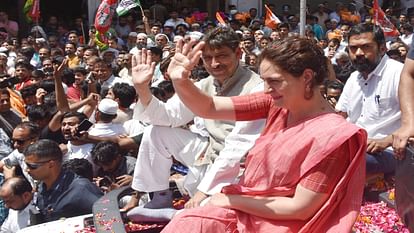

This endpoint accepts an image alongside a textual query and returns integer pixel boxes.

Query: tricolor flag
[373,0,399,37]
[264,4,281,30]
[23,0,33,22]
[216,12,226,26]
[116,0,141,16]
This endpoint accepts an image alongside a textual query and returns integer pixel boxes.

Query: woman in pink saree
[136,36,367,232]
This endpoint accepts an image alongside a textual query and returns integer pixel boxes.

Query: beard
[351,56,381,74]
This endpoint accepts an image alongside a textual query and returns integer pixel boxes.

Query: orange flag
[264,4,281,30]
[373,0,399,37]
[216,12,226,26]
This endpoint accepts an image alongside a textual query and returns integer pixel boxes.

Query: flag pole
[138,4,145,18]
[299,0,306,36]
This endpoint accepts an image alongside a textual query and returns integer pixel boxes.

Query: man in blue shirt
[23,139,103,223]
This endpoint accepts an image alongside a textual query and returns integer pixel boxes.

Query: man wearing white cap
[126,32,138,51]
[88,98,126,137]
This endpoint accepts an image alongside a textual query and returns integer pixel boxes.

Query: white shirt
[88,122,126,137]
[400,33,413,47]
[99,75,131,90]
[65,142,94,163]
[1,203,30,233]
[336,55,403,139]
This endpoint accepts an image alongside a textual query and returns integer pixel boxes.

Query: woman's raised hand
[167,39,204,82]
[132,48,156,86]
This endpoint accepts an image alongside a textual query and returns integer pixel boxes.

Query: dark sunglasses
[11,137,32,145]
[25,160,52,170]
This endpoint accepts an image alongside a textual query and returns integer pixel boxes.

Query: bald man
[0,177,33,232]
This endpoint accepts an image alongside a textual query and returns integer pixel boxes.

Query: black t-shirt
[40,126,67,145]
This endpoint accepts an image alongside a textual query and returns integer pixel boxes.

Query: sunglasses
[25,160,52,170]
[11,137,32,145]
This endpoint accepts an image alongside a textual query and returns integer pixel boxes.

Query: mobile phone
[99,176,113,187]
[75,119,93,137]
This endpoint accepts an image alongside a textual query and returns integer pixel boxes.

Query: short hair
[24,139,62,162]
[62,111,87,122]
[19,84,38,99]
[326,80,344,91]
[16,122,40,139]
[32,69,45,79]
[15,61,33,71]
[73,66,87,75]
[202,27,240,51]
[27,105,51,122]
[39,79,55,93]
[278,23,290,30]
[348,23,385,46]
[111,83,136,108]
[62,158,93,181]
[158,80,174,94]
[4,177,32,196]
[91,141,120,166]
[242,35,254,42]
[65,41,77,48]
[259,37,327,86]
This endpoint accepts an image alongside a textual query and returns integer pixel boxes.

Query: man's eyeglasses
[25,160,53,170]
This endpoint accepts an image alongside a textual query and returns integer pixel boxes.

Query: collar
[40,170,74,193]
[212,64,242,96]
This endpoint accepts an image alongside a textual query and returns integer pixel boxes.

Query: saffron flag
[116,0,141,16]
[373,0,399,37]
[216,12,226,26]
[264,4,281,30]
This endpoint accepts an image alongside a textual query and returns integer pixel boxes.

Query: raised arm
[54,59,70,113]
[393,52,414,158]
[167,39,235,120]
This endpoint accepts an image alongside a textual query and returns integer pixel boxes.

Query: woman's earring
[304,85,313,100]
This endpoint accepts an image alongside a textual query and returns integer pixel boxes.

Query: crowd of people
[0,0,413,232]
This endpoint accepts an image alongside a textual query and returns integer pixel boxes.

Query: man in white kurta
[129,27,265,212]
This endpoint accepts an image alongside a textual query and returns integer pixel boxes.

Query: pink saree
[162,94,367,233]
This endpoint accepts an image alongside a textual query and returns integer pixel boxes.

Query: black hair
[7,177,32,196]
[24,139,62,162]
[111,83,136,108]
[203,27,240,51]
[326,80,344,92]
[15,61,33,71]
[91,141,120,166]
[16,121,41,139]
[20,84,38,99]
[62,158,93,181]
[348,23,385,47]
[61,111,87,123]
[39,79,55,93]
[27,105,51,122]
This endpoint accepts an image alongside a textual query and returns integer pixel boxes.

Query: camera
[0,75,20,89]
